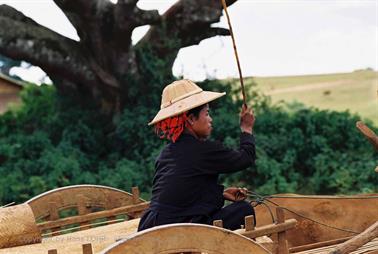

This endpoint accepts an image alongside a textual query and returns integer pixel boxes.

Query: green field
[241,70,378,126]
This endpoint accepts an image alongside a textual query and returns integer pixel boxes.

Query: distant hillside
[241,70,378,126]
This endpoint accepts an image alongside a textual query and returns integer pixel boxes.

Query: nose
[209,116,213,123]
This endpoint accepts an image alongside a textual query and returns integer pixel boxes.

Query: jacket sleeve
[197,132,256,174]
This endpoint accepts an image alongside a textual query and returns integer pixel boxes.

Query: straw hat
[148,79,226,125]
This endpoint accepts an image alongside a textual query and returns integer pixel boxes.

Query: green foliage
[0,75,377,205]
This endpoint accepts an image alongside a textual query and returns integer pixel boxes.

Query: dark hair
[187,103,208,119]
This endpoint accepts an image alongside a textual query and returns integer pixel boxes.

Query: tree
[0,0,236,114]
[0,55,22,76]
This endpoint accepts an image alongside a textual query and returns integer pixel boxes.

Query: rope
[264,195,378,200]
[247,191,363,235]
[220,0,247,106]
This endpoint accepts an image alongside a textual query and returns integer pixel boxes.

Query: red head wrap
[154,112,188,143]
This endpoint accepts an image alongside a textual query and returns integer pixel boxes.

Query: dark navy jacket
[138,132,255,230]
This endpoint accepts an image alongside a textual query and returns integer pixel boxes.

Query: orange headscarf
[154,112,188,143]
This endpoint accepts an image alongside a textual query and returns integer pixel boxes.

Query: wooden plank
[82,243,93,254]
[329,221,378,254]
[245,215,255,231]
[276,207,289,254]
[289,237,352,253]
[77,195,91,230]
[38,202,149,231]
[131,187,140,204]
[356,121,378,151]
[48,202,61,236]
[234,219,297,239]
[47,250,57,254]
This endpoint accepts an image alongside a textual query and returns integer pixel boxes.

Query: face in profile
[188,104,213,139]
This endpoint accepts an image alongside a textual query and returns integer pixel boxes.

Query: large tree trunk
[0,0,237,114]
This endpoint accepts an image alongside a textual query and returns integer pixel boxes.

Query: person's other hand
[223,187,248,202]
[240,104,255,134]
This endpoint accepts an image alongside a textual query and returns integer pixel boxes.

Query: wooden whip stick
[220,0,247,106]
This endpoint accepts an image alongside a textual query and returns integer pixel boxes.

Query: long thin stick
[220,0,247,106]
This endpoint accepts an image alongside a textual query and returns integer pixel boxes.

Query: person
[138,79,256,231]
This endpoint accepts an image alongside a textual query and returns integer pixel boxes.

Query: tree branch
[0,5,96,88]
[53,0,160,77]
[136,0,237,74]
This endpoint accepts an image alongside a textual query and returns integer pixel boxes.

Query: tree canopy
[0,0,237,113]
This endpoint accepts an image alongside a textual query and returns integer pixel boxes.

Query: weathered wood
[101,223,270,254]
[213,220,223,228]
[131,187,140,204]
[82,243,93,254]
[289,236,352,253]
[26,185,145,222]
[77,195,91,230]
[329,221,378,254]
[48,202,61,236]
[38,202,149,231]
[277,207,289,254]
[234,218,297,239]
[245,215,255,231]
[0,204,42,248]
[356,121,378,151]
[47,250,57,254]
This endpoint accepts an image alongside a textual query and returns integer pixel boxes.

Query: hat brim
[148,91,226,126]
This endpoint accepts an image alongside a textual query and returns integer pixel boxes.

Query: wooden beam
[234,219,297,239]
[276,207,289,254]
[356,121,378,151]
[245,215,255,231]
[328,221,378,254]
[82,243,93,254]
[289,236,352,253]
[131,187,140,204]
[38,202,149,231]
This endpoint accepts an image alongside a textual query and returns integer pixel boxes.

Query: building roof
[0,72,26,88]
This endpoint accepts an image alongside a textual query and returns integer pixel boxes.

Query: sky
[0,0,377,84]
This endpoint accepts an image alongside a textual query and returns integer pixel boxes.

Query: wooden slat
[131,187,140,204]
[82,243,93,254]
[48,202,61,236]
[38,202,149,231]
[289,237,352,253]
[245,215,255,231]
[356,121,378,151]
[234,218,297,239]
[294,238,378,254]
[77,195,91,230]
[277,207,289,254]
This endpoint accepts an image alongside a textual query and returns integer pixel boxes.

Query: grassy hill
[241,70,378,126]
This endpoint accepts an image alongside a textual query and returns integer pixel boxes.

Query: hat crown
[161,79,203,109]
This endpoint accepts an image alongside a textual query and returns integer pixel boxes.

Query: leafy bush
[0,80,377,205]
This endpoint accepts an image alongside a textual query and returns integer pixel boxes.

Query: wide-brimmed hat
[148,79,226,125]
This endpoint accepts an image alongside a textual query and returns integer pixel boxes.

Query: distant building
[0,73,24,114]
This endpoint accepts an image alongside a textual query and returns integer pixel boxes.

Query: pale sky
[0,0,377,84]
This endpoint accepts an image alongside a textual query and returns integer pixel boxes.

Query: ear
[187,114,195,125]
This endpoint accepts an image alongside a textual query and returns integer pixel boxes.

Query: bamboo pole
[328,221,378,254]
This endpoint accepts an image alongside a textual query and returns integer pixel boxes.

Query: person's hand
[240,104,255,134]
[223,187,248,202]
